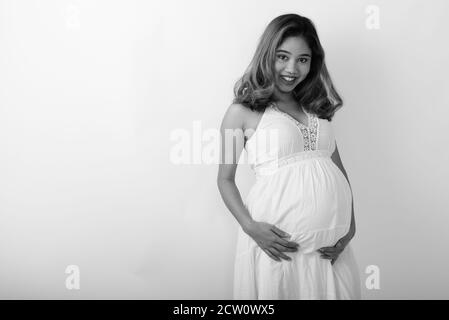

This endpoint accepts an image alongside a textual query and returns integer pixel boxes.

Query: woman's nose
[285,61,297,74]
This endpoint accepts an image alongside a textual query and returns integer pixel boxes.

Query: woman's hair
[233,13,342,121]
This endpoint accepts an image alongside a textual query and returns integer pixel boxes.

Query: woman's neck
[273,91,297,107]
[273,97,299,110]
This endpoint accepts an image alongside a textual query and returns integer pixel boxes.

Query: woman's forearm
[217,178,255,232]
[340,168,356,244]
[347,199,356,239]
[331,145,356,243]
[337,191,356,247]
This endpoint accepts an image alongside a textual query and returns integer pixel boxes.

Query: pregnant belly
[245,159,352,253]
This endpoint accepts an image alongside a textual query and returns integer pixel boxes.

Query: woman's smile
[279,75,299,86]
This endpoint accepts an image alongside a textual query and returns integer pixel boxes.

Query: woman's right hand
[244,221,299,262]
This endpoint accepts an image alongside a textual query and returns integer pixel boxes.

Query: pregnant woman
[217,13,362,299]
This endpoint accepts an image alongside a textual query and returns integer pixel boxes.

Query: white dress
[233,102,362,300]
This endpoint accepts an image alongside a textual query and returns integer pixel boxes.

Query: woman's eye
[277,55,309,63]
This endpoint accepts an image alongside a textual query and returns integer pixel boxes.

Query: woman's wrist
[241,218,256,234]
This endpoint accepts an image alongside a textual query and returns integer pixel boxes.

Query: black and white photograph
[0,0,448,303]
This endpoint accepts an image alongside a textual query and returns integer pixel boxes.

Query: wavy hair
[233,14,343,121]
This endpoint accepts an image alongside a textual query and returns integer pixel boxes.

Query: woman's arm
[217,104,299,262]
[216,104,254,232]
[331,142,356,244]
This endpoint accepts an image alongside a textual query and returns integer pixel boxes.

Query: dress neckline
[270,102,312,129]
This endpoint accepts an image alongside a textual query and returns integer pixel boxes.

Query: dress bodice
[244,102,337,176]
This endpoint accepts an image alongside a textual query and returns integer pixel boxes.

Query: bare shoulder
[220,103,251,131]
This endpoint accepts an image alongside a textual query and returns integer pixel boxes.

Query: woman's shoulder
[227,102,250,115]
[221,103,267,137]
[220,103,251,131]
[223,103,258,123]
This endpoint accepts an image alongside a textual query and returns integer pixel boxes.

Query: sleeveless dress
[233,102,362,300]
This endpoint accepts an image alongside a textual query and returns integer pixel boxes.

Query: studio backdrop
[0,0,448,299]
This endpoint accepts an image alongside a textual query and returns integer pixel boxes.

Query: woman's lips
[280,75,297,85]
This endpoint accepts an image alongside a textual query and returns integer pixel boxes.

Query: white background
[0,0,448,299]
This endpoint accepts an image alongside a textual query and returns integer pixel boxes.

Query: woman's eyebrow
[276,49,311,57]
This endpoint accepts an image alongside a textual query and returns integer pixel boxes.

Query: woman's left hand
[317,237,349,265]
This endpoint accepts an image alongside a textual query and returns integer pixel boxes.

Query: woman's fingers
[320,252,336,258]
[270,225,291,239]
[320,251,339,261]
[270,247,291,261]
[318,247,343,261]
[270,226,300,249]
[262,246,291,262]
[318,246,338,253]
[318,246,339,260]
[276,237,299,249]
[272,238,298,252]
[262,248,280,262]
[272,242,297,254]
[307,239,347,262]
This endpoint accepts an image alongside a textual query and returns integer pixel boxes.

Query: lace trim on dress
[271,103,319,151]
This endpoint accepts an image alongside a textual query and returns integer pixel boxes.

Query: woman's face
[273,36,312,95]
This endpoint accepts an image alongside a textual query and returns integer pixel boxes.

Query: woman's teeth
[281,76,296,83]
